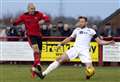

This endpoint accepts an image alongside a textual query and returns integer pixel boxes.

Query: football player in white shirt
[34,16,115,80]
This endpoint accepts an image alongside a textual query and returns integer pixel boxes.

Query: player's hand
[109,40,115,45]
[39,20,45,24]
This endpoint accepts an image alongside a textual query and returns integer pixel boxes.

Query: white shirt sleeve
[90,29,96,36]
[70,29,77,38]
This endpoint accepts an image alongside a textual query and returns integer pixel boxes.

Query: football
[85,67,95,76]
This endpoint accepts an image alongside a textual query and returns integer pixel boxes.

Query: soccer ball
[85,67,95,77]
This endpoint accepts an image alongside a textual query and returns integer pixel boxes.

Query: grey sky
[0,0,120,19]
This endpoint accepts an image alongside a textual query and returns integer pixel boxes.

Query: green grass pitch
[0,64,120,82]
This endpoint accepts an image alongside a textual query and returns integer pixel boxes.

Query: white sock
[42,61,60,76]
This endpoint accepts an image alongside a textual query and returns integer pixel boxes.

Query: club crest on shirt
[79,31,88,34]
[79,31,83,34]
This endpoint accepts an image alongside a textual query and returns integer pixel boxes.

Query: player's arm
[59,37,73,46]
[58,28,76,46]
[38,12,50,24]
[42,14,49,23]
[95,36,115,45]
[91,29,115,45]
[11,15,23,26]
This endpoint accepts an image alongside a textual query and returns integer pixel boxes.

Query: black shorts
[28,36,42,51]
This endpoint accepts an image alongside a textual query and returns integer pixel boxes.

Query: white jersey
[70,27,96,50]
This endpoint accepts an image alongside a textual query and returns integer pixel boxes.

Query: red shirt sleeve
[38,12,50,23]
[13,15,24,26]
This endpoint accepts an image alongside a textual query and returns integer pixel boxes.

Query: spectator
[6,26,11,36]
[101,24,113,37]
[56,21,64,35]
[41,24,51,36]
[17,27,26,41]
[91,25,103,40]
[50,25,61,36]
[61,24,72,36]
[92,25,98,32]
[0,28,7,41]
[8,26,18,36]
[6,26,19,41]
[18,27,25,37]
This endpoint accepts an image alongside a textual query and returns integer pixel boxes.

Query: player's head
[27,3,36,14]
[78,16,88,28]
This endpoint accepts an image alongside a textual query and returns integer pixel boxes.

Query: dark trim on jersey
[93,34,98,39]
[24,11,39,15]
[91,34,98,41]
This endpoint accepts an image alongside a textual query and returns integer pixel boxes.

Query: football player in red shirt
[11,3,50,78]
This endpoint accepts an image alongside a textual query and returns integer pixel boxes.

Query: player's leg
[33,36,43,77]
[79,50,95,79]
[32,36,43,72]
[34,52,70,79]
[42,52,70,76]
[32,36,42,66]
[28,36,42,78]
[38,47,78,79]
[28,36,37,78]
[32,44,40,66]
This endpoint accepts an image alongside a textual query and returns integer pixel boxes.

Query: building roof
[102,8,120,25]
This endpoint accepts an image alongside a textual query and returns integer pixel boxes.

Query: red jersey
[13,11,49,37]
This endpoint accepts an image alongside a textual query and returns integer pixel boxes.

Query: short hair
[78,16,88,22]
[27,3,36,9]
